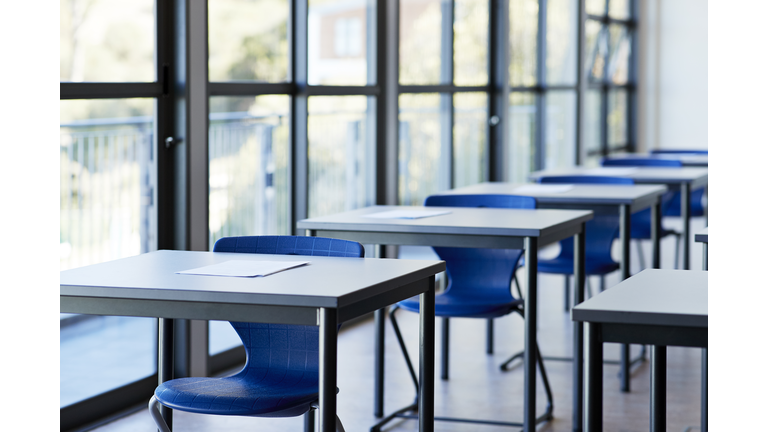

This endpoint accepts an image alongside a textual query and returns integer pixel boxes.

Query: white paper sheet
[176,260,310,277]
[362,209,452,219]
[513,184,574,194]
[582,167,638,175]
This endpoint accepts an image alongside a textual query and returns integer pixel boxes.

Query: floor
[88,218,706,432]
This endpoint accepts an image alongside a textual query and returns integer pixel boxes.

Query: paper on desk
[362,209,452,219]
[513,184,574,194]
[176,260,310,277]
[582,167,638,175]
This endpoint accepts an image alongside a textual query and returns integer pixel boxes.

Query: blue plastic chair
[372,194,554,431]
[148,235,364,432]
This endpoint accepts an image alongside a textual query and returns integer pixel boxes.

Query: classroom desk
[298,206,593,432]
[603,153,708,167]
[437,182,668,393]
[572,269,708,432]
[530,166,708,270]
[695,227,708,270]
[60,250,445,432]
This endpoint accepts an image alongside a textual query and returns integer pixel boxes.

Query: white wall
[637,0,708,152]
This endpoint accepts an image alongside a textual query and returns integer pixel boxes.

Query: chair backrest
[213,236,364,381]
[536,176,628,267]
[424,194,535,300]
[650,149,708,155]
[601,157,683,167]
[538,175,634,185]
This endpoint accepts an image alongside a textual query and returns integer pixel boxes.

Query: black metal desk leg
[682,183,691,270]
[419,276,436,432]
[159,318,174,431]
[702,348,708,432]
[573,227,586,432]
[652,199,661,269]
[619,205,631,393]
[319,308,338,432]
[651,345,667,432]
[373,244,385,418]
[523,236,538,432]
[585,322,602,432]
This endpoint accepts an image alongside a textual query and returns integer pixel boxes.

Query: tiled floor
[84,218,707,432]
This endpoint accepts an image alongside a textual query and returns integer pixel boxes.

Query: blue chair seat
[536,254,619,276]
[397,291,522,318]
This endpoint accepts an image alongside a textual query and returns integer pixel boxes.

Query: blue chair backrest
[601,157,683,167]
[424,194,535,300]
[213,236,364,379]
[650,149,708,155]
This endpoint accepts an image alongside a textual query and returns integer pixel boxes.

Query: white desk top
[61,250,445,310]
[439,182,667,207]
[572,269,707,328]
[530,166,708,189]
[695,227,708,243]
[605,153,708,167]
[298,205,593,239]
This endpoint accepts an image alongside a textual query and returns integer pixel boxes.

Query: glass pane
[400,0,450,85]
[61,316,156,407]
[585,0,605,16]
[607,89,628,147]
[454,0,488,86]
[60,99,156,270]
[208,0,289,82]
[308,0,375,85]
[545,91,576,170]
[546,0,578,85]
[399,93,449,205]
[585,20,607,82]
[583,89,602,166]
[60,99,157,407]
[608,24,631,84]
[60,0,155,82]
[509,0,539,87]
[507,92,536,183]
[209,96,291,244]
[308,96,376,217]
[453,93,487,188]
[608,0,630,20]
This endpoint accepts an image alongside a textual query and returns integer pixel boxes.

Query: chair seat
[154,373,319,418]
[397,291,522,319]
[536,255,620,276]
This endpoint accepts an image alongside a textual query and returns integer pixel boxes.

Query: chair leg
[674,233,681,270]
[563,275,571,312]
[636,240,646,272]
[304,409,315,432]
[335,414,346,432]
[513,270,524,300]
[148,396,172,432]
[389,306,420,392]
[486,318,494,354]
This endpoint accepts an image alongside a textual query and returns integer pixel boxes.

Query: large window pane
[545,91,576,169]
[608,24,631,84]
[608,0,630,20]
[583,89,602,166]
[507,92,536,182]
[308,0,375,85]
[509,0,539,87]
[607,89,628,147]
[208,96,291,245]
[585,0,605,16]
[399,93,448,205]
[454,0,488,86]
[453,93,487,188]
[60,99,157,407]
[208,0,289,82]
[400,0,449,85]
[586,20,607,82]
[546,0,578,85]
[308,96,376,217]
[60,99,156,270]
[60,0,155,82]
